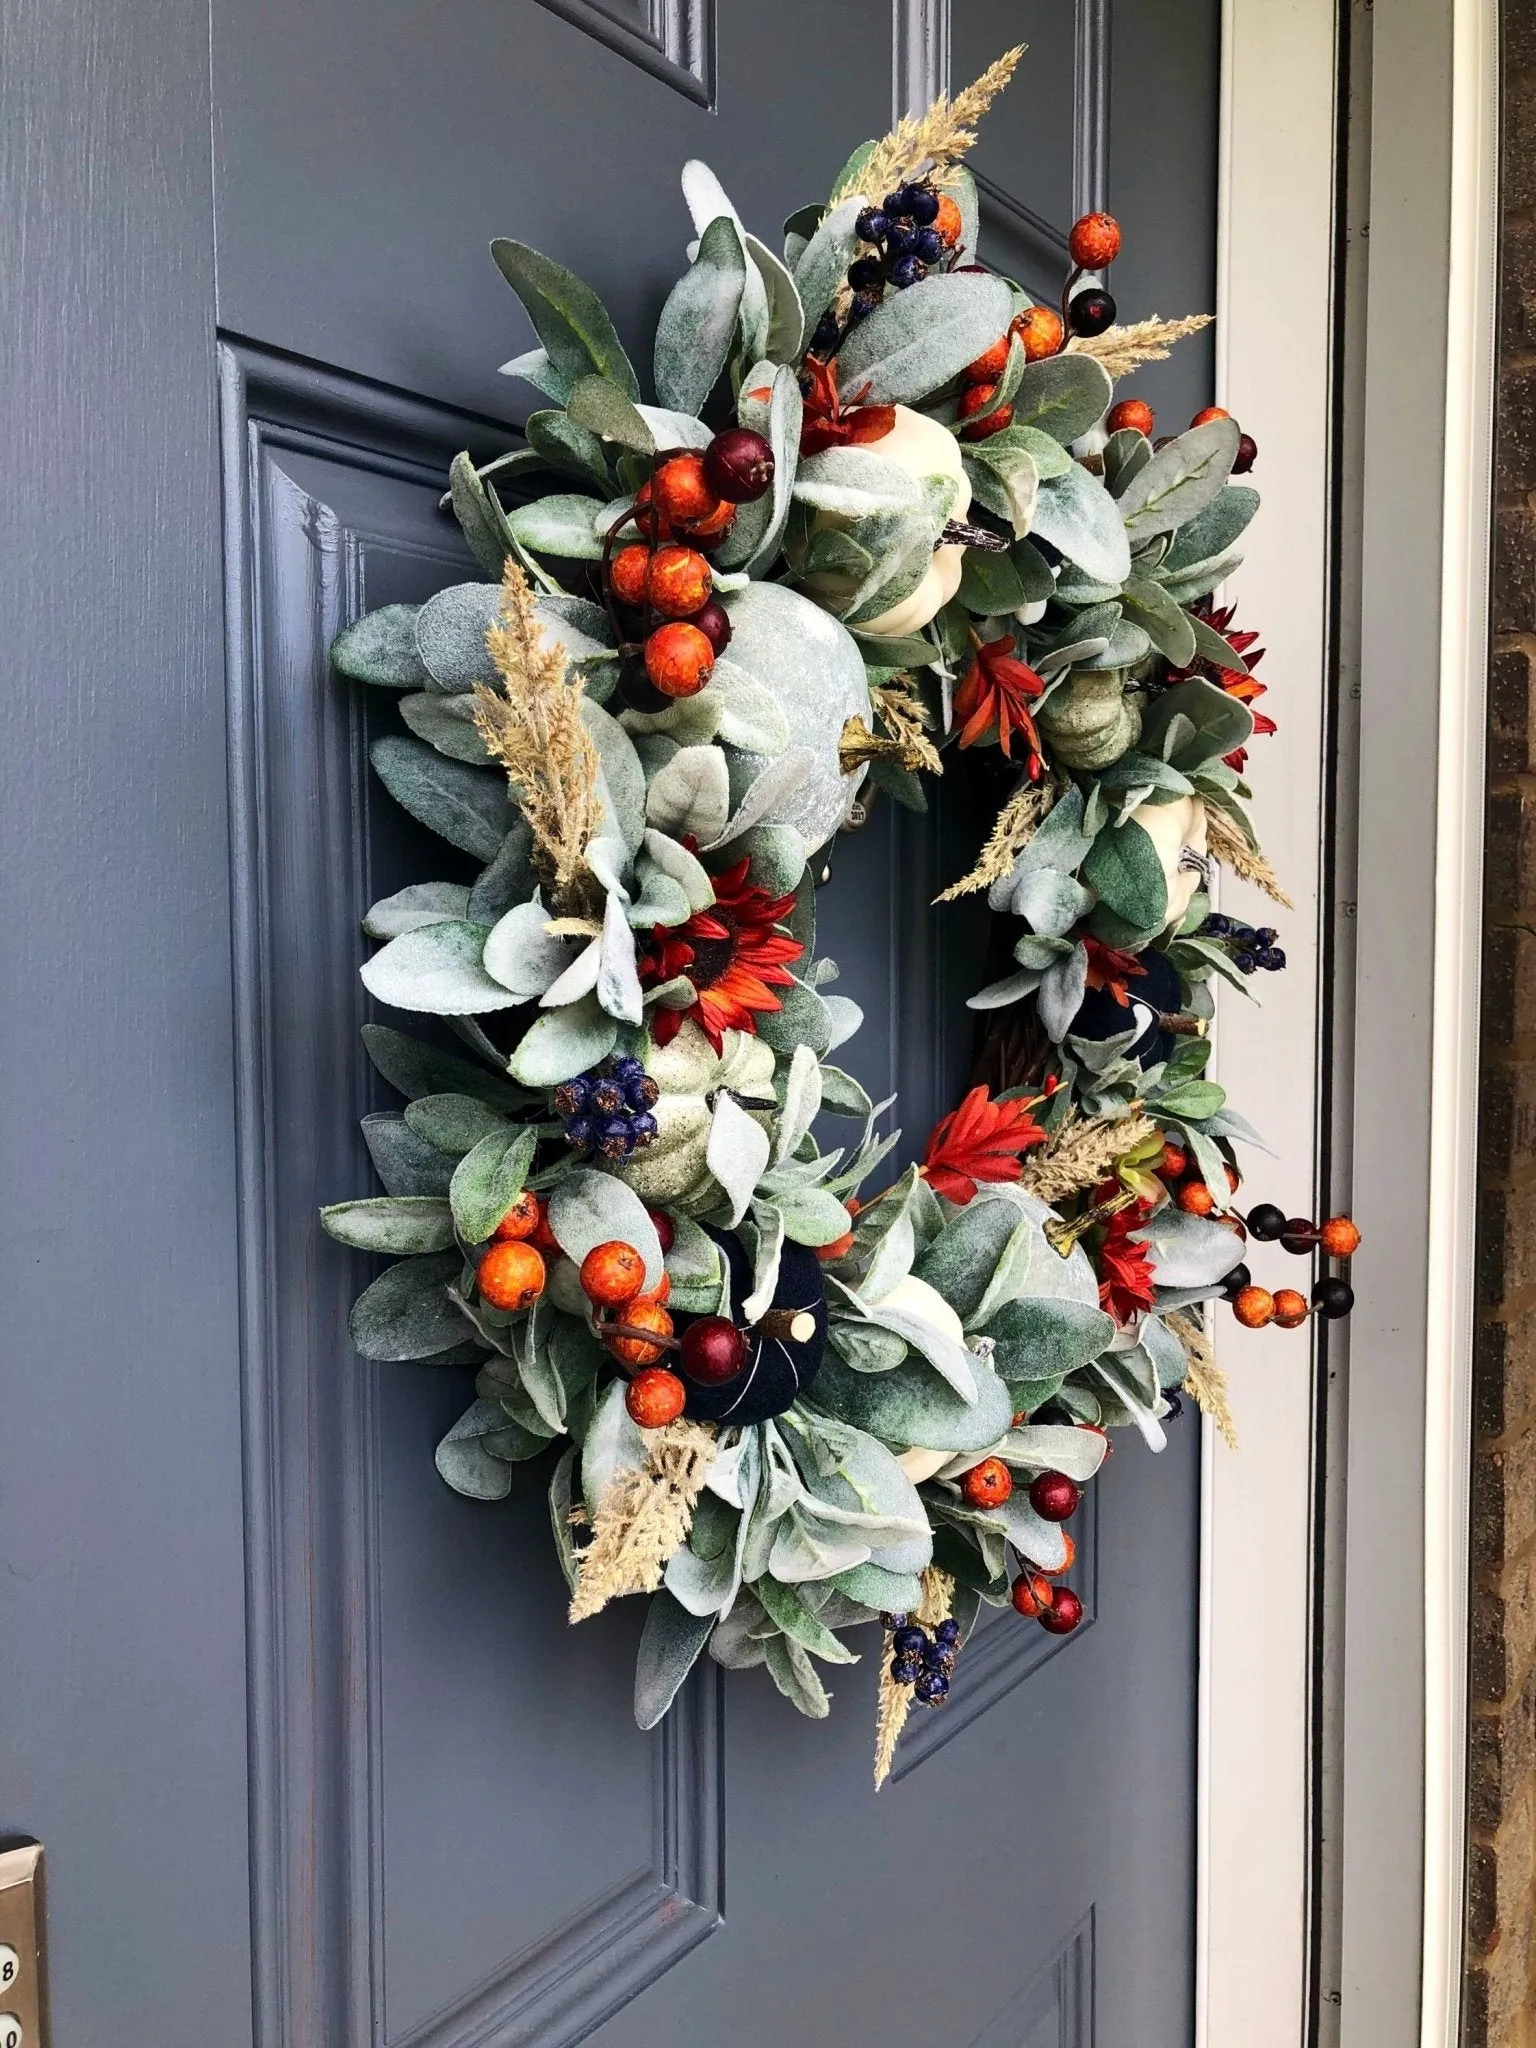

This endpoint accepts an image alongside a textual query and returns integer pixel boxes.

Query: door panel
[216,8,1216,2043]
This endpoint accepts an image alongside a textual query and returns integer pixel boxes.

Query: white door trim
[1202,1,1497,2041]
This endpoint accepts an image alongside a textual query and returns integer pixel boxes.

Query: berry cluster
[475,1187,553,1312]
[1064,210,1121,338]
[1011,1571,1085,1634]
[554,1055,660,1160]
[1198,912,1286,975]
[1223,1206,1361,1330]
[839,181,962,330]
[1158,1139,1241,1217]
[605,431,775,709]
[570,1231,762,1428]
[885,1613,962,1705]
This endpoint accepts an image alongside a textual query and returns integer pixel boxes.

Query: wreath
[320,47,1359,1782]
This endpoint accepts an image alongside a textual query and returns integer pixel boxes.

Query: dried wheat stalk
[568,1419,718,1622]
[873,1565,954,1789]
[473,558,604,915]
[1066,313,1214,380]
[831,47,1026,207]
[1168,1310,1238,1452]
[1019,1110,1158,1206]
[1204,804,1295,909]
[934,778,1059,903]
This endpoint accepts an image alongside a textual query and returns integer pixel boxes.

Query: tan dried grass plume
[831,47,1027,207]
[473,558,605,914]
[1066,313,1213,380]
[1168,1310,1239,1452]
[1204,804,1295,909]
[873,1564,954,1789]
[935,778,1059,903]
[568,1419,718,1622]
[1019,1110,1158,1206]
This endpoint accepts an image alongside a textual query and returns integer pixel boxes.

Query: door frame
[1200,0,1497,2041]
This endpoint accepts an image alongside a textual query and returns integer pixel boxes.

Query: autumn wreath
[321,47,1358,1783]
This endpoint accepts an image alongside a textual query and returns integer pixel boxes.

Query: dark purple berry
[891,1656,924,1685]
[914,227,944,264]
[553,1078,589,1115]
[882,189,911,219]
[564,1116,595,1150]
[628,1112,658,1146]
[848,290,881,323]
[881,1612,910,1630]
[1233,432,1258,473]
[855,207,889,243]
[907,186,940,226]
[690,598,733,656]
[914,1669,950,1705]
[891,1624,926,1657]
[1259,947,1287,971]
[847,256,884,291]
[625,1076,660,1111]
[891,255,927,289]
[1068,288,1117,337]
[1312,1277,1355,1319]
[934,1617,960,1646]
[885,220,917,256]
[703,427,774,504]
[612,1054,645,1083]
[1246,1203,1287,1241]
[811,311,840,355]
[1232,951,1256,974]
[1164,1391,1185,1420]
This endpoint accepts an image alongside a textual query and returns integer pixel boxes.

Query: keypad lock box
[0,1842,46,2047]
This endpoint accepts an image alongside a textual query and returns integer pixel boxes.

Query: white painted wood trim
[1198,7,1339,2045]
[1420,1,1497,2039]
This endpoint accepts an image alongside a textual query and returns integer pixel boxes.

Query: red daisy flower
[1096,1200,1159,1325]
[636,854,804,1053]
[952,634,1046,771]
[1165,601,1274,773]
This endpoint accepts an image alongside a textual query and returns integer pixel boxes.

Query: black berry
[1246,1203,1287,1240]
[1312,1277,1355,1319]
[1068,288,1117,337]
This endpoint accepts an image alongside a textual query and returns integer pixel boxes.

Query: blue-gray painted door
[2,3,1217,2042]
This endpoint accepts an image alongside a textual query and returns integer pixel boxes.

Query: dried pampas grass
[935,778,1059,903]
[1168,1310,1238,1451]
[1204,805,1294,909]
[1066,313,1213,380]
[568,1419,717,1622]
[1019,1110,1158,1206]
[831,47,1026,207]
[873,1564,954,1789]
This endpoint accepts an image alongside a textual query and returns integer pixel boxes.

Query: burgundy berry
[646,1208,676,1254]
[703,428,774,504]
[1233,432,1258,473]
[1029,1470,1081,1522]
[690,598,733,655]
[1039,1585,1084,1634]
[679,1315,749,1385]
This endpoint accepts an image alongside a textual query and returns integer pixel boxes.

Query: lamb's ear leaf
[1081,816,1168,931]
[1010,352,1115,446]
[792,196,865,339]
[362,1023,527,1109]
[490,238,640,399]
[634,1593,716,1729]
[435,1400,516,1501]
[1117,418,1242,539]
[361,920,519,1017]
[320,1197,457,1255]
[508,992,619,1087]
[448,451,514,577]
[654,214,748,417]
[348,1251,470,1360]
[833,272,1015,404]
[332,604,429,689]
[565,374,656,455]
[449,1126,539,1246]
[369,735,513,860]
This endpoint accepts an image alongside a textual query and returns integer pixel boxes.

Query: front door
[4,3,1220,2042]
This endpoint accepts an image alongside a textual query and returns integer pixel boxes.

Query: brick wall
[1468,8,1536,2041]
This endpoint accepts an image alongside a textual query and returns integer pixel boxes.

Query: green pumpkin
[1035,666,1142,771]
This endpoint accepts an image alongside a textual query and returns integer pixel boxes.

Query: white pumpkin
[1137,793,1210,930]
[618,1022,776,1211]
[801,406,972,639]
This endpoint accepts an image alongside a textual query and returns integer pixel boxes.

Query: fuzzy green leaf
[370,735,513,859]
[321,1196,456,1254]
[449,1126,539,1244]
[1010,352,1114,446]
[349,1250,468,1361]
[833,272,1014,404]
[332,604,428,689]
[491,238,639,399]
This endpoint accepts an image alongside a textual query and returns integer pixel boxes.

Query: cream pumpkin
[1136,793,1209,929]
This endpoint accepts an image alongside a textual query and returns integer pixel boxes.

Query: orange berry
[1069,211,1122,269]
[1011,1570,1054,1619]
[1319,1215,1362,1258]
[646,544,713,620]
[625,1365,686,1427]
[964,335,1011,384]
[1191,405,1232,426]
[1233,1284,1275,1329]
[1107,398,1155,437]
[579,1239,647,1307]
[633,1271,671,1308]
[1224,1162,1242,1194]
[1016,305,1065,360]
[529,1204,561,1257]
[1043,1531,1078,1577]
[934,193,964,247]
[960,398,1014,442]
[476,1239,546,1312]
[609,1300,675,1369]
[644,621,715,698]
[1159,1140,1189,1178]
[1011,1410,1031,1427]
[610,544,651,608]
[491,1188,542,1242]
[1176,1180,1217,1216]
[631,479,673,541]
[651,452,720,526]
[961,1456,1014,1509]
[816,1230,855,1262]
[1273,1287,1310,1329]
[678,495,736,547]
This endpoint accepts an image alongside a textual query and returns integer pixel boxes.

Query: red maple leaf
[1082,934,1147,1007]
[1096,1203,1159,1324]
[796,356,897,457]
[952,634,1046,770]
[920,1085,1047,1204]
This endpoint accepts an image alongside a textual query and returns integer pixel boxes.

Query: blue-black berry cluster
[885,1612,961,1706]
[809,181,952,354]
[553,1055,659,1161]
[1198,913,1286,975]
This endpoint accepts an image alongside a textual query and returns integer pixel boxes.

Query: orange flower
[1082,934,1147,1008]
[797,356,897,457]
[637,854,803,1053]
[952,634,1046,770]
[1096,1202,1158,1324]
[920,1085,1047,1204]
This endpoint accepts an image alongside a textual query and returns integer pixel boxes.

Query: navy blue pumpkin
[680,1229,828,1425]
[1071,947,1183,1067]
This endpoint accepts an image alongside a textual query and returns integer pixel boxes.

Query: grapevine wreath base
[321,48,1358,1782]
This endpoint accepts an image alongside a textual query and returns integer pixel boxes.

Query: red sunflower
[1165,600,1274,773]
[637,854,804,1053]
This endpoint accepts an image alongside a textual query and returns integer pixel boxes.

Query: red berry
[1016,305,1065,360]
[1159,1140,1189,1178]
[1029,1470,1080,1522]
[964,335,1011,384]
[644,622,715,698]
[579,1240,647,1307]
[961,1456,1014,1509]
[679,1315,748,1386]
[647,544,713,620]
[1177,1180,1216,1216]
[492,1188,542,1242]
[610,544,651,608]
[1068,211,1121,269]
[1011,1570,1053,1619]
[646,1208,676,1255]
[702,427,774,504]
[1043,1531,1078,1577]
[1107,398,1155,437]
[689,598,733,654]
[816,1229,856,1262]
[651,452,720,526]
[608,1300,674,1368]
[1233,1284,1275,1329]
[1233,432,1258,473]
[678,495,736,548]
[476,1240,546,1311]
[1273,1287,1310,1330]
[1191,405,1231,427]
[1039,1584,1084,1634]
[626,1367,686,1428]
